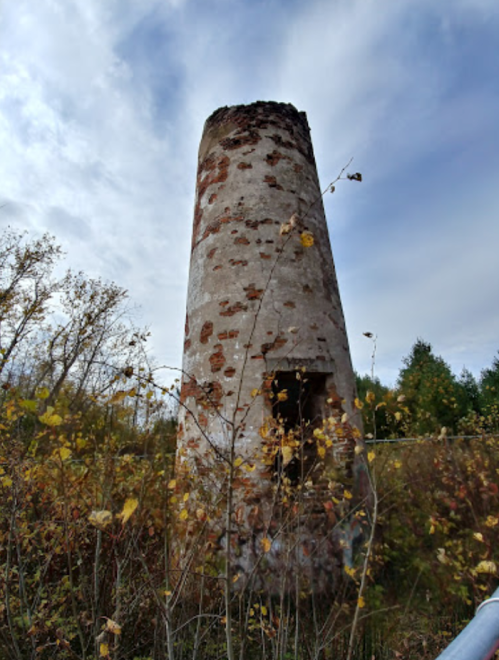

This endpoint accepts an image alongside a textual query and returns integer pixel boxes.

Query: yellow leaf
[234,457,243,467]
[474,532,484,542]
[477,560,497,575]
[281,446,294,466]
[183,492,190,502]
[109,390,127,405]
[367,451,375,463]
[393,459,402,469]
[99,643,109,657]
[105,619,122,635]
[394,411,402,422]
[354,445,364,455]
[259,424,269,439]
[357,596,365,609]
[344,565,356,578]
[343,489,353,500]
[317,445,326,460]
[300,231,314,248]
[341,412,348,424]
[36,387,50,400]
[261,605,268,616]
[251,388,260,397]
[119,498,138,524]
[39,407,63,427]
[277,390,288,402]
[179,509,189,521]
[261,537,271,553]
[486,516,499,528]
[146,391,154,400]
[167,479,176,490]
[243,463,256,472]
[354,397,364,409]
[89,510,113,529]
[365,391,375,404]
[1,476,12,488]
[58,447,72,461]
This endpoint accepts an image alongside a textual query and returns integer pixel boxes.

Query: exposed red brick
[231,230,238,234]
[200,321,214,344]
[269,133,296,151]
[224,367,236,378]
[180,378,203,403]
[208,193,217,204]
[234,236,250,245]
[237,162,253,169]
[207,248,217,259]
[218,330,240,340]
[198,413,208,428]
[229,259,248,267]
[261,336,288,354]
[184,338,191,351]
[251,355,264,360]
[219,300,230,307]
[244,283,264,300]
[210,345,226,372]
[284,301,296,308]
[260,253,272,259]
[202,221,221,240]
[293,163,303,173]
[220,130,261,150]
[213,265,223,271]
[263,175,284,191]
[242,148,256,156]
[192,155,230,249]
[185,314,189,336]
[220,214,243,224]
[265,150,289,166]
[220,302,247,317]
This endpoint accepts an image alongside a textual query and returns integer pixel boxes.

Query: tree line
[356,339,499,438]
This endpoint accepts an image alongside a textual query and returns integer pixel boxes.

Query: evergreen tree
[397,339,468,435]
[479,353,499,430]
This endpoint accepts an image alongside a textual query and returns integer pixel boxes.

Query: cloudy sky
[1,0,498,386]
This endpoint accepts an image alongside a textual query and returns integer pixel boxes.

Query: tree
[0,229,61,379]
[397,339,468,435]
[479,353,499,430]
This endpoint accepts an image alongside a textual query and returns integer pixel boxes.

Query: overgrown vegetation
[1,228,499,659]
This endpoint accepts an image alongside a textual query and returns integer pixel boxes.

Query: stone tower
[178,101,365,590]
[179,100,360,458]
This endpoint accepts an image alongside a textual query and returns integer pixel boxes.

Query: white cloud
[1,0,498,386]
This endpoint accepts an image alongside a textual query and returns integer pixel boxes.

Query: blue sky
[1,0,498,386]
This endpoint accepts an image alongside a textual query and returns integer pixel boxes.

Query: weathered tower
[178,102,365,587]
[179,101,360,454]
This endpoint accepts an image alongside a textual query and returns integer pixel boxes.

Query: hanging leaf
[105,619,122,635]
[281,446,294,466]
[300,231,314,248]
[118,498,138,524]
[261,537,271,553]
[36,387,50,400]
[39,407,63,427]
[109,391,127,405]
[89,510,113,529]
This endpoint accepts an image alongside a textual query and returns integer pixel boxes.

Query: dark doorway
[271,371,327,431]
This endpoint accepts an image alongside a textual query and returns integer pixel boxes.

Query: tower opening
[271,371,328,484]
[271,371,327,431]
